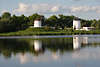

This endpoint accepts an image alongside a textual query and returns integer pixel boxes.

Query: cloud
[96,10,100,13]
[13,3,30,13]
[72,0,100,2]
[1,10,9,14]
[51,6,60,12]
[70,6,91,12]
[13,3,61,15]
[70,6,100,13]
[12,3,100,16]
[32,4,51,13]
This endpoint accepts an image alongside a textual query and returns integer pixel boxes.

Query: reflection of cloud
[32,56,49,63]
[72,48,100,60]
[32,52,60,63]
[18,51,61,63]
[52,52,60,60]
[72,35,100,60]
[18,47,100,64]
[19,53,29,64]
[16,35,100,64]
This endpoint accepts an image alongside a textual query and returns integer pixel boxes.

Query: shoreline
[0,34,100,39]
[0,30,100,36]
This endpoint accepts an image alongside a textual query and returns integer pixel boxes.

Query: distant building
[73,19,95,31]
[73,20,81,30]
[82,27,95,31]
[34,18,42,27]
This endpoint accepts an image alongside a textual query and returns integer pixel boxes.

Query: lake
[0,35,100,67]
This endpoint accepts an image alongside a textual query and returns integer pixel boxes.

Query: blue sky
[0,0,100,19]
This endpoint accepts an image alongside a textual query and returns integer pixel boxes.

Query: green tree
[45,15,58,27]
[0,18,11,32]
[2,12,11,19]
[28,13,42,26]
[58,15,74,28]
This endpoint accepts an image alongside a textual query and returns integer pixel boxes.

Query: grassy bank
[0,28,100,36]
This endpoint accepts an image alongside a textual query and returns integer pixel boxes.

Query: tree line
[0,12,100,33]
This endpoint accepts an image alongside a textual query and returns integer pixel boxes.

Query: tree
[2,12,11,19]
[13,14,29,30]
[45,15,58,27]
[58,14,74,28]
[91,19,100,29]
[28,13,42,26]
[0,18,11,32]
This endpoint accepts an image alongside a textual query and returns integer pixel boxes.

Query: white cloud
[70,6,83,12]
[72,0,100,2]
[70,6,92,12]
[1,10,9,14]
[51,6,60,12]
[31,4,61,13]
[32,4,51,12]
[13,3,62,15]
[13,3,30,13]
[70,6,100,13]
[12,3,100,16]
[96,10,100,13]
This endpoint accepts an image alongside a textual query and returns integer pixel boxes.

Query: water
[0,35,100,67]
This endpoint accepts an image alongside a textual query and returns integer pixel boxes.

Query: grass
[0,27,100,36]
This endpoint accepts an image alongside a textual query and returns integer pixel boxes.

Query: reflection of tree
[0,38,74,58]
[0,39,30,58]
[3,37,100,58]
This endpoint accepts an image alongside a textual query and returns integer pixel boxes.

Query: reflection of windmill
[73,35,89,50]
[29,40,45,56]
[73,35,81,50]
[34,40,42,51]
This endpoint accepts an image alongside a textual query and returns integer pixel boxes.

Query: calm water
[0,35,100,67]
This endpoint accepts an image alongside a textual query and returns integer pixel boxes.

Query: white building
[82,27,94,31]
[34,19,42,27]
[73,20,81,30]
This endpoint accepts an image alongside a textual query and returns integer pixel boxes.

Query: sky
[0,0,100,20]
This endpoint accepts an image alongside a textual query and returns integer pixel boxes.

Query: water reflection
[73,36,81,50]
[0,35,100,58]
[0,35,100,65]
[33,40,42,52]
[73,35,88,50]
[19,53,29,64]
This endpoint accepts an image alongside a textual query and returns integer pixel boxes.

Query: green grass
[0,27,100,36]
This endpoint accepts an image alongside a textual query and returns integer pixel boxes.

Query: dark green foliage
[0,13,30,33]
[91,19,100,29]
[2,12,11,19]
[0,18,13,33]
[45,15,74,28]
[0,38,73,58]
[0,12,100,33]
[28,13,44,26]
